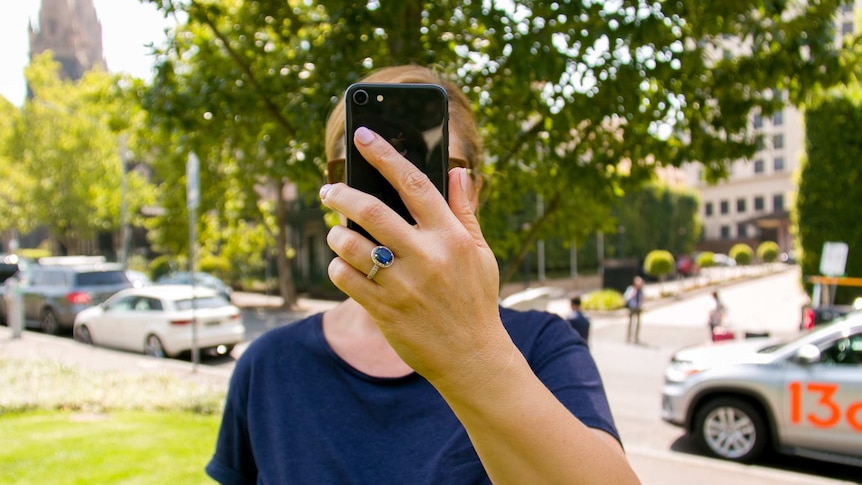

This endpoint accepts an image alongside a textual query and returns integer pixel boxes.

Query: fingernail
[459,167,468,192]
[355,126,374,145]
[319,184,332,199]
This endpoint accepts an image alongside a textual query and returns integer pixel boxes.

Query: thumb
[448,167,485,244]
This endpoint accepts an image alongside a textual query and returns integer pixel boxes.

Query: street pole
[187,153,200,371]
[118,136,130,267]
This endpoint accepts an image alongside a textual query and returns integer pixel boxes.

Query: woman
[206,65,639,484]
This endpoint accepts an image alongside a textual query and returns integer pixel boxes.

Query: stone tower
[29,0,106,81]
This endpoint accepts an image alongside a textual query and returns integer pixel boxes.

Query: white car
[73,285,245,358]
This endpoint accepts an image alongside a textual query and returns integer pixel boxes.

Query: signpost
[187,153,200,370]
[813,241,850,308]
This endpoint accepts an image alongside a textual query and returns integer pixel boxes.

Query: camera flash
[377,95,384,102]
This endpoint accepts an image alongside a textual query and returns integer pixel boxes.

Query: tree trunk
[275,180,297,308]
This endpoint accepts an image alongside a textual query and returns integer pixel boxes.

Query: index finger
[352,126,454,228]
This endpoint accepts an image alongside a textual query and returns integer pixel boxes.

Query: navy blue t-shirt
[206,307,619,485]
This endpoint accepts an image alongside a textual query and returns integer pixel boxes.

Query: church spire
[29,0,106,81]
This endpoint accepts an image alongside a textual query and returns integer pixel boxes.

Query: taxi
[662,314,862,465]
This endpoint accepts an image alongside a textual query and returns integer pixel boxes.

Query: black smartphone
[344,83,449,242]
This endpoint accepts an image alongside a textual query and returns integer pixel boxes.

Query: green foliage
[796,87,862,303]
[643,250,675,278]
[15,249,52,260]
[149,255,183,281]
[696,251,715,268]
[729,244,754,266]
[0,54,157,255]
[582,289,625,311]
[757,241,780,263]
[198,253,231,281]
[610,183,702,260]
[140,0,857,290]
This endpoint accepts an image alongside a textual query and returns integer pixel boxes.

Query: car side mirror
[795,344,821,365]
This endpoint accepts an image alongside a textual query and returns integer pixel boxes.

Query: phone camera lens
[353,89,369,106]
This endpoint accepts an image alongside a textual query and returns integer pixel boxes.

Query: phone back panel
[345,83,449,242]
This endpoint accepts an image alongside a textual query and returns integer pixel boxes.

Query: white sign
[186,152,200,210]
[820,241,849,276]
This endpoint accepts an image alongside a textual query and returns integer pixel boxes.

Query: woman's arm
[321,127,639,484]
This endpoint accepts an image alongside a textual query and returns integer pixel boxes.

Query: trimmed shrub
[729,243,754,266]
[757,241,780,263]
[644,249,675,279]
[583,289,625,311]
[696,251,715,268]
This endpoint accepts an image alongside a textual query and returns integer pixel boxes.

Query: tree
[2,54,155,255]
[141,0,858,298]
[796,87,862,304]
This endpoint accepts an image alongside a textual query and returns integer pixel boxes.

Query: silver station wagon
[662,315,862,466]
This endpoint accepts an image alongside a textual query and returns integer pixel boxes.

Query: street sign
[187,152,200,210]
[820,241,849,276]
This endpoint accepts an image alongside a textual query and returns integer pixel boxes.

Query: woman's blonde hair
[325,65,483,171]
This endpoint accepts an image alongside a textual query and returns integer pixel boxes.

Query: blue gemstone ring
[367,246,395,280]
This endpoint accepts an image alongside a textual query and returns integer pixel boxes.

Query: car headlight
[664,358,705,383]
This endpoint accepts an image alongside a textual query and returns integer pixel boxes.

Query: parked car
[125,270,152,288]
[675,255,699,277]
[73,285,245,358]
[156,271,232,301]
[5,257,132,335]
[711,253,737,267]
[662,315,862,466]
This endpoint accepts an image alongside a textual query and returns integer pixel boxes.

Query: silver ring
[367,246,395,280]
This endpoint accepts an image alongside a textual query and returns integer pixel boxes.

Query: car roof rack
[38,256,108,266]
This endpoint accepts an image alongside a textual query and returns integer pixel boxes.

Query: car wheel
[74,324,93,344]
[144,334,166,358]
[694,397,769,463]
[41,309,61,335]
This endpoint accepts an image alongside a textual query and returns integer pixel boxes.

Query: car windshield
[75,271,129,286]
[174,296,230,311]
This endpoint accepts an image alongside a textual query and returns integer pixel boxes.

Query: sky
[0,0,176,106]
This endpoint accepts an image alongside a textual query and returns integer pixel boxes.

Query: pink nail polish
[355,127,374,144]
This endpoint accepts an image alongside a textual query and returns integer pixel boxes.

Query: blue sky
[0,0,175,105]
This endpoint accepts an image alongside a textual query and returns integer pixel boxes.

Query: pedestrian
[624,276,644,344]
[708,290,726,339]
[566,294,591,345]
[205,65,639,484]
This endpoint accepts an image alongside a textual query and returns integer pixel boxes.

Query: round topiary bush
[729,243,754,266]
[696,251,715,268]
[644,249,675,279]
[756,241,780,263]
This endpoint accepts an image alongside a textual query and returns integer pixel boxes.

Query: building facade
[680,3,859,255]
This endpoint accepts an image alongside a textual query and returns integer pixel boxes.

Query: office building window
[772,110,783,126]
[754,159,764,174]
[754,196,765,211]
[737,198,746,213]
[774,157,785,171]
[753,114,763,128]
[720,200,729,215]
[773,134,784,150]
[773,194,785,211]
[721,226,731,239]
[705,202,713,217]
[737,223,747,238]
[843,21,854,36]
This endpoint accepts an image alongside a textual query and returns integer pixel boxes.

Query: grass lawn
[0,411,220,484]
[0,357,226,484]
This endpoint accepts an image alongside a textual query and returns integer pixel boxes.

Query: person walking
[566,295,591,346]
[623,276,644,344]
[708,290,727,340]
